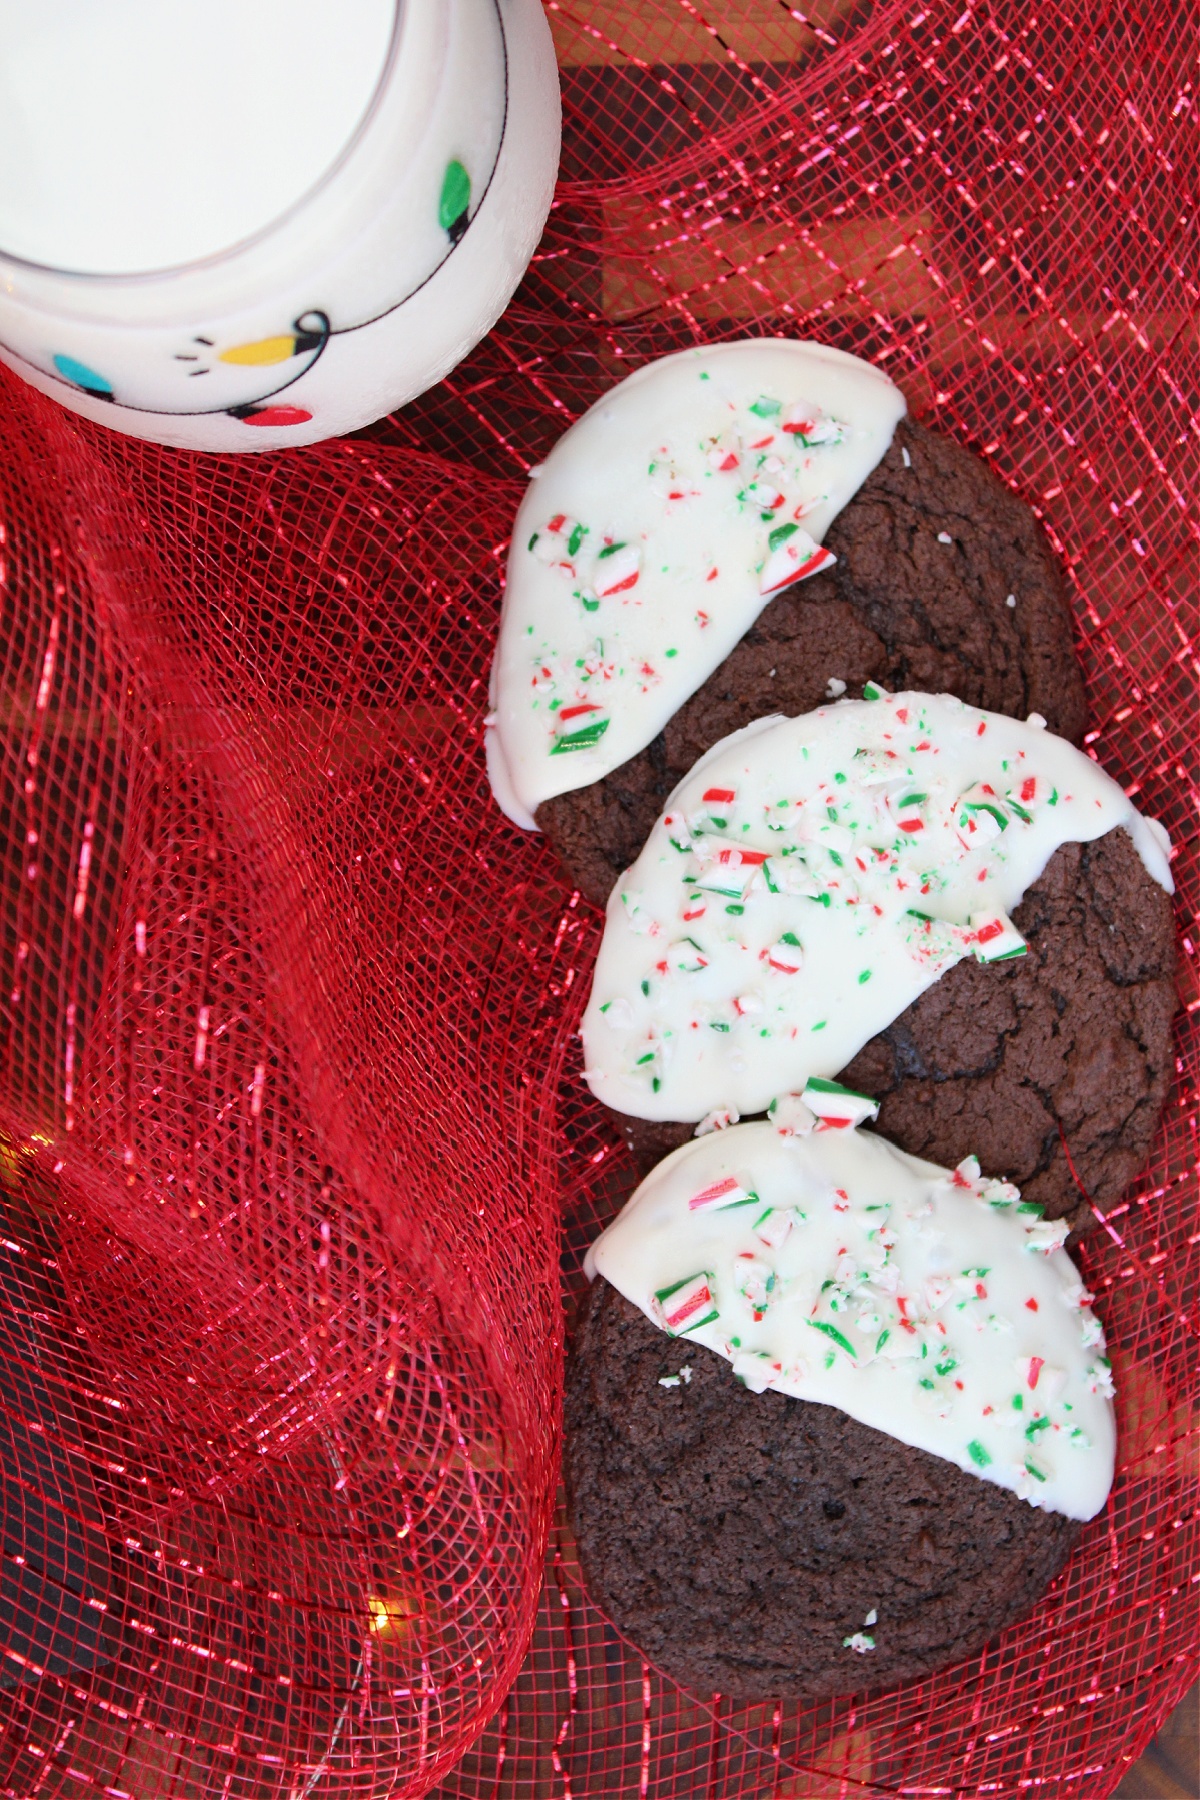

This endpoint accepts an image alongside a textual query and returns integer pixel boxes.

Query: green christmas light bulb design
[439,160,472,243]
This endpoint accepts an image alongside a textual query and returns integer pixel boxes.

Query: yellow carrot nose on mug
[0,0,561,452]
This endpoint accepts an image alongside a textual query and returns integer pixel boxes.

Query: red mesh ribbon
[0,3,1195,1795]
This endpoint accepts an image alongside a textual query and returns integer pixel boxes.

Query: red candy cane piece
[654,1272,718,1334]
[688,1176,756,1212]
[715,847,769,866]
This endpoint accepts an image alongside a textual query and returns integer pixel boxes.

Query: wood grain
[1115,1684,1199,1799]
[548,0,856,67]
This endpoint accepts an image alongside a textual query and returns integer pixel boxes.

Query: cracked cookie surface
[611,828,1177,1233]
[565,1280,1080,1701]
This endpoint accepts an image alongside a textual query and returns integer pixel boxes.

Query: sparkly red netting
[0,3,1194,1795]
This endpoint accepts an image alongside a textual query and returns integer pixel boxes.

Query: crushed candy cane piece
[592,541,642,597]
[758,523,836,595]
[955,782,1009,844]
[731,1349,776,1391]
[802,1076,879,1129]
[706,432,741,472]
[1022,1216,1070,1254]
[964,912,1028,962]
[744,481,786,511]
[768,1093,817,1137]
[765,932,805,974]
[654,1272,718,1335]
[781,409,846,446]
[694,1107,739,1137]
[530,514,587,566]
[980,1175,1021,1209]
[1085,1359,1115,1398]
[551,706,609,755]
[891,790,928,834]
[1015,1355,1068,1402]
[753,1206,798,1249]
[735,1254,777,1319]
[688,1175,758,1213]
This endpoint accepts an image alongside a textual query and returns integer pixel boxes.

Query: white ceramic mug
[0,0,560,452]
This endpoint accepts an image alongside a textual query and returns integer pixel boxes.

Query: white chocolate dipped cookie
[487,339,905,828]
[581,691,1173,1143]
[585,1113,1115,1522]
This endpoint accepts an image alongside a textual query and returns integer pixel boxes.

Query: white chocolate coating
[487,339,905,827]
[582,692,1173,1122]
[586,1120,1116,1521]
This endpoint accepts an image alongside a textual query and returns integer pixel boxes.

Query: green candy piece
[807,1319,857,1359]
[550,716,609,755]
[805,1075,877,1105]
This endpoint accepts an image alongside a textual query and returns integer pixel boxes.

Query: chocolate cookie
[610,826,1176,1233]
[538,419,1086,906]
[565,1281,1080,1702]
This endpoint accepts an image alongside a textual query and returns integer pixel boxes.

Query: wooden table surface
[1115,1684,1198,1798]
